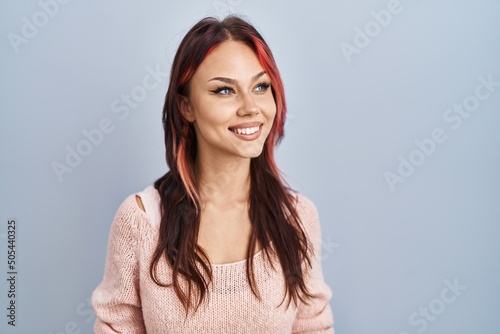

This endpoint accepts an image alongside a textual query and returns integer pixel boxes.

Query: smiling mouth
[229,125,261,135]
[228,124,263,141]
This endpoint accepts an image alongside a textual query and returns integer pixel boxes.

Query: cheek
[194,101,229,127]
[259,96,277,118]
[265,103,277,121]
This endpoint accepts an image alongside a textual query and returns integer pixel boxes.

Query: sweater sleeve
[292,194,335,334]
[91,195,147,334]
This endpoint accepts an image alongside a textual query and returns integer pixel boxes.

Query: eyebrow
[207,71,267,84]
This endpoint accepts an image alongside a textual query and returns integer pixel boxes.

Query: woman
[91,15,334,333]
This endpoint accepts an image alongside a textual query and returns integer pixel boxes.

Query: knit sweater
[91,185,334,333]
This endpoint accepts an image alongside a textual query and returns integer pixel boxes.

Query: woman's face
[180,40,276,162]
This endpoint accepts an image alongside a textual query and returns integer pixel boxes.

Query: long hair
[150,15,318,315]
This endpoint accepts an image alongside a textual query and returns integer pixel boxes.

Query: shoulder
[133,185,162,229]
[102,186,160,256]
[109,193,145,235]
[290,191,321,241]
[111,185,159,231]
[292,192,319,221]
[113,192,144,222]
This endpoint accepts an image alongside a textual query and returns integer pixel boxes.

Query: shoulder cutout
[135,195,146,212]
[134,185,162,229]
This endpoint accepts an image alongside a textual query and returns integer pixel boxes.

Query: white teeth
[232,126,259,135]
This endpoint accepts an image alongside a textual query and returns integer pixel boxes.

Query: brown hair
[150,15,317,316]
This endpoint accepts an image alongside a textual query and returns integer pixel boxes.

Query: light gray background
[1,0,499,333]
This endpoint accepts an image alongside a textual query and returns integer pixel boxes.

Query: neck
[194,155,252,206]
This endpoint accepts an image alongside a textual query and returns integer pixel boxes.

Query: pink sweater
[91,185,334,333]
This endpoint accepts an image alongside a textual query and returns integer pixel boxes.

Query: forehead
[193,40,265,81]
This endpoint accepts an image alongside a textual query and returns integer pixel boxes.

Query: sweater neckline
[139,207,271,269]
[137,185,272,268]
[210,245,266,267]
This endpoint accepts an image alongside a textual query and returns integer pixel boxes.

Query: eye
[210,86,234,95]
[255,82,271,93]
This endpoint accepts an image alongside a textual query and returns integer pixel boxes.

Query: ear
[177,94,195,123]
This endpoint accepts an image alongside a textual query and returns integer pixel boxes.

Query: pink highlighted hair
[151,15,317,315]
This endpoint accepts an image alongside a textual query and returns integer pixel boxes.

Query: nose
[237,92,260,116]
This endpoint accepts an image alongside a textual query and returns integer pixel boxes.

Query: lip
[228,122,263,130]
[229,124,263,141]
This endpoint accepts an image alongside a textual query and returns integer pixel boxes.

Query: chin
[240,148,264,159]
